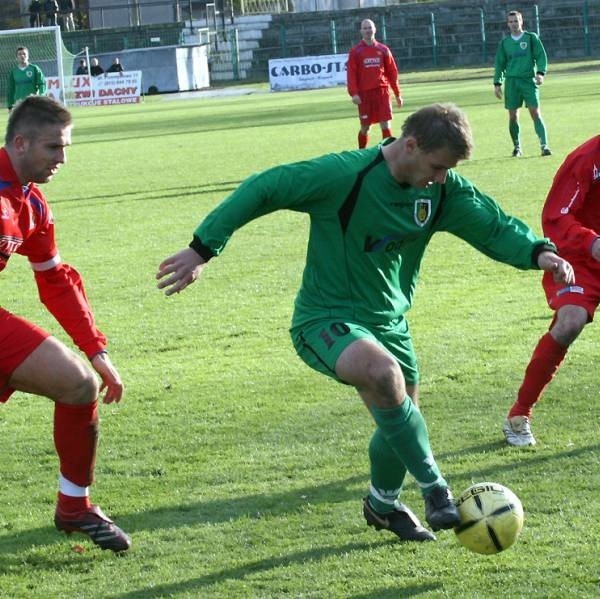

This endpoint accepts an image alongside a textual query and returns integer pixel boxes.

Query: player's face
[16,49,28,66]
[361,21,376,42]
[17,124,72,184]
[507,14,523,35]
[409,144,459,189]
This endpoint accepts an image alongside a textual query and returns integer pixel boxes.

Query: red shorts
[357,87,393,125]
[543,265,600,321]
[0,307,50,402]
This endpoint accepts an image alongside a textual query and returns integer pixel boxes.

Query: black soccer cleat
[424,486,461,531]
[512,147,523,157]
[55,504,131,552]
[363,498,436,542]
[541,146,552,156]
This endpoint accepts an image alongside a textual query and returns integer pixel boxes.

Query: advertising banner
[268,54,347,92]
[46,71,143,106]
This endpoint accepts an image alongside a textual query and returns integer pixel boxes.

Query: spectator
[44,0,59,26]
[90,58,104,77]
[59,0,75,32]
[29,0,42,28]
[107,57,124,74]
[7,47,46,111]
[75,58,87,76]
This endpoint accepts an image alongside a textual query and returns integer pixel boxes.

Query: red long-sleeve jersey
[0,147,106,357]
[346,40,400,97]
[542,136,600,270]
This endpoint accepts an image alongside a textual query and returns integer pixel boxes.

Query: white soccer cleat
[502,416,536,447]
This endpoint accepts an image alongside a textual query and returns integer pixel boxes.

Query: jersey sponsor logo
[363,57,382,67]
[414,199,432,226]
[557,285,584,296]
[364,233,404,253]
[0,234,23,255]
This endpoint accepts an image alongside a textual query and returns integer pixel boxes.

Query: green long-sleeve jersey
[193,145,553,329]
[7,63,47,109]
[493,31,547,84]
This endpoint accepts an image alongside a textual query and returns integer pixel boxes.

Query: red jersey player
[0,96,130,551]
[503,135,600,446]
[346,18,403,148]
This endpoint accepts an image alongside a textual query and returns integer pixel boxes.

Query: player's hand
[494,85,503,100]
[535,74,544,85]
[157,247,206,296]
[351,94,362,105]
[91,352,124,404]
[591,237,600,261]
[396,95,404,108]
[537,251,575,285]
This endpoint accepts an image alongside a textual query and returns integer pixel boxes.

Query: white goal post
[0,25,78,107]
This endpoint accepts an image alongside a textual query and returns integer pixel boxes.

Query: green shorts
[290,317,419,386]
[504,77,540,110]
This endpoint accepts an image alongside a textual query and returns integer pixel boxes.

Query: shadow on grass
[1,442,597,577]
[109,540,441,599]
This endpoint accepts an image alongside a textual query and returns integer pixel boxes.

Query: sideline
[160,85,268,101]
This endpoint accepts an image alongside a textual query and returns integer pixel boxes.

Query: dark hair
[16,46,28,53]
[6,96,72,144]
[507,10,523,19]
[401,103,473,160]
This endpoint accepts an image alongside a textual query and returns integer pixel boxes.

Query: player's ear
[404,136,419,154]
[12,134,28,154]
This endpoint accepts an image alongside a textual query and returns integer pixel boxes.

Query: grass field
[0,61,599,597]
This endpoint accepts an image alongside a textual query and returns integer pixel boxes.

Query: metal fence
[242,0,600,79]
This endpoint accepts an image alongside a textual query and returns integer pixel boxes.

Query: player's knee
[553,310,587,345]
[65,366,99,405]
[365,355,405,399]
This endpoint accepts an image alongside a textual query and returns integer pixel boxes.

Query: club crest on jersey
[414,199,432,227]
[520,41,528,50]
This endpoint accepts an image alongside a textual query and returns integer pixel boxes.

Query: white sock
[59,473,89,497]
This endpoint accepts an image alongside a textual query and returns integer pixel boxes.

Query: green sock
[509,120,520,147]
[370,397,447,496]
[533,117,548,147]
[368,428,407,513]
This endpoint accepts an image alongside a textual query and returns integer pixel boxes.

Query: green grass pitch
[0,60,599,597]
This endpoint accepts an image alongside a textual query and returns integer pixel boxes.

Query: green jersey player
[157,104,574,542]
[7,47,47,110]
[493,10,551,157]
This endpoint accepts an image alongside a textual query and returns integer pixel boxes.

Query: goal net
[0,26,78,107]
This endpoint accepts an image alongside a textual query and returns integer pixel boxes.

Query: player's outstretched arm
[537,251,575,284]
[156,247,206,296]
[91,351,124,404]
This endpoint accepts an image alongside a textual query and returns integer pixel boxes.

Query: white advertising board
[268,54,348,92]
[46,71,143,106]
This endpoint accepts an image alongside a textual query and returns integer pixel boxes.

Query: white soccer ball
[454,482,524,555]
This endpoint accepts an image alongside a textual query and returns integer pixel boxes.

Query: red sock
[509,332,567,418]
[54,401,98,487]
[358,132,369,148]
[57,491,91,513]
[382,128,392,139]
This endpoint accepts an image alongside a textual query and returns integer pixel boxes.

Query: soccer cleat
[424,486,460,531]
[541,146,552,156]
[512,147,523,157]
[363,498,436,541]
[502,415,536,447]
[55,504,131,552]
